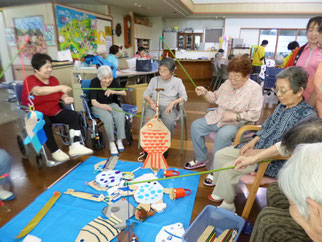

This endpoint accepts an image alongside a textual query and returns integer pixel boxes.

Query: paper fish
[140,118,170,170]
[155,223,185,242]
[24,110,47,153]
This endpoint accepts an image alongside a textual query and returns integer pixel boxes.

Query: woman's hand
[102,104,112,111]
[195,86,207,96]
[164,101,175,114]
[234,155,258,170]
[60,85,72,94]
[150,101,157,111]
[221,111,237,122]
[63,96,74,105]
[104,89,114,97]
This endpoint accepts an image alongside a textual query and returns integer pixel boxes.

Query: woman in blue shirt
[105,45,119,70]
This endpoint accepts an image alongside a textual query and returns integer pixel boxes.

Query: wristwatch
[236,113,241,122]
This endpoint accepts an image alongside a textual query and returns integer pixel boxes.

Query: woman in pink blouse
[184,56,263,186]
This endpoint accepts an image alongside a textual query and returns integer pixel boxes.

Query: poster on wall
[45,25,56,46]
[97,18,112,54]
[55,5,97,59]
[14,16,47,60]
[5,28,16,46]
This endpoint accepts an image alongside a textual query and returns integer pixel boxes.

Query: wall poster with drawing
[14,16,47,59]
[55,4,97,59]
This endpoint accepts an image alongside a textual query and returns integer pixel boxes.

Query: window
[260,29,277,58]
[277,30,297,57]
[240,28,306,58]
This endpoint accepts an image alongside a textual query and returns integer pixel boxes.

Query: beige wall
[110,5,134,58]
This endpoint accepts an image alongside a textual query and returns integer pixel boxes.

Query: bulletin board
[54,4,112,59]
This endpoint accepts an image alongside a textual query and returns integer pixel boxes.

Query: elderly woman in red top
[21,53,93,163]
[184,56,263,186]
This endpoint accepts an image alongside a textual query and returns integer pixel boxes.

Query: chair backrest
[266,67,283,77]
[211,62,219,76]
[81,79,92,98]
[220,64,228,80]
[14,83,23,106]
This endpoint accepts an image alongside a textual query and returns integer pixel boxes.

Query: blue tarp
[0,156,200,242]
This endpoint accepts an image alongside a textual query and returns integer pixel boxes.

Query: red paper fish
[140,118,170,170]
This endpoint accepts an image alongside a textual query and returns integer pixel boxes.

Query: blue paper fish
[24,110,47,153]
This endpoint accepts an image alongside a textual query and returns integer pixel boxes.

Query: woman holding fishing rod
[207,66,317,212]
[22,53,93,163]
[89,65,127,156]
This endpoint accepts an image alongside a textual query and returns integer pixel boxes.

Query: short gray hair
[97,65,113,80]
[278,143,322,219]
[159,58,176,72]
[215,52,223,59]
[276,66,308,93]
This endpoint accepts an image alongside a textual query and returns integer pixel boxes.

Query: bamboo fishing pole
[160,36,207,102]
[124,160,273,186]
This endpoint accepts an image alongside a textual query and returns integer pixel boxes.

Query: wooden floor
[0,79,274,241]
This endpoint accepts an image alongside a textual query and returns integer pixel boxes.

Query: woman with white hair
[90,65,126,155]
[279,143,322,241]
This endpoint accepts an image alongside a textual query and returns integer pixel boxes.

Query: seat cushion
[240,173,277,186]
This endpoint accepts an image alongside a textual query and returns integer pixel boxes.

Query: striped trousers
[250,182,311,242]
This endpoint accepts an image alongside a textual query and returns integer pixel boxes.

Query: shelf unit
[177,33,203,50]
[137,39,150,49]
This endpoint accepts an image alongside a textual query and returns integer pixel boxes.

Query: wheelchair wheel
[17,135,27,158]
[79,111,88,143]
[58,125,70,146]
[125,116,133,145]
[92,130,105,151]
[36,154,43,168]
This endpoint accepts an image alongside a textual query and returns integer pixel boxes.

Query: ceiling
[0,0,320,17]
[0,0,192,17]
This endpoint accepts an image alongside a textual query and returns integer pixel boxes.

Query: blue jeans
[191,117,240,169]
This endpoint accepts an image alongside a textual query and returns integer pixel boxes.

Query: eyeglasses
[274,88,292,95]
[228,74,243,81]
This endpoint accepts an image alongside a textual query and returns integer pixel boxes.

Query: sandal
[208,194,223,203]
[184,160,208,170]
[204,173,215,187]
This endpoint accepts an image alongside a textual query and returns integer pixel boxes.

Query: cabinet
[137,39,150,49]
[177,33,202,50]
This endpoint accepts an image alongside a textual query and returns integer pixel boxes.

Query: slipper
[208,194,223,203]
[184,160,208,170]
[204,173,215,187]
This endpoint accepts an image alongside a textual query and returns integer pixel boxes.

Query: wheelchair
[78,77,134,151]
[12,82,86,167]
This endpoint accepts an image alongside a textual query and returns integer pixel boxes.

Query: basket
[182,205,245,242]
[121,104,137,119]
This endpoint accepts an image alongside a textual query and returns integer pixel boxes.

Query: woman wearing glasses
[184,56,263,178]
[207,66,317,212]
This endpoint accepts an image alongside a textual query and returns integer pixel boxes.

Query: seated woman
[143,57,187,139]
[0,149,15,201]
[234,118,322,242]
[90,65,126,156]
[208,66,317,212]
[135,46,151,59]
[279,143,322,242]
[184,56,263,177]
[21,53,93,163]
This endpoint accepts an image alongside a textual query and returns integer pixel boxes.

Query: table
[0,156,200,242]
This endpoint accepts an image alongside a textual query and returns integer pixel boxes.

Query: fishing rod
[124,159,273,186]
[160,36,207,102]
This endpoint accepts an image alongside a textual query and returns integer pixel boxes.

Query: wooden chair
[233,125,288,220]
[138,100,187,154]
